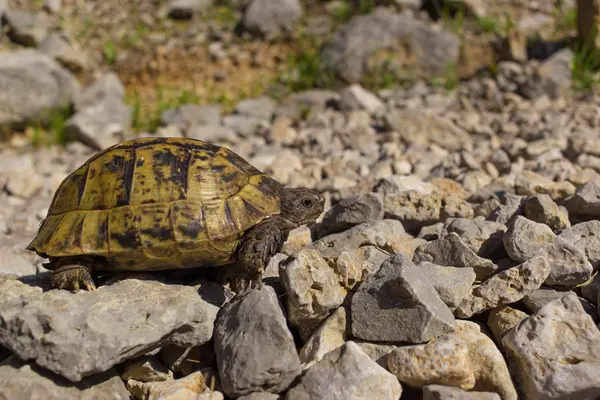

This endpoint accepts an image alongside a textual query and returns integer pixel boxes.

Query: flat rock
[417,262,476,309]
[351,253,456,343]
[503,216,593,287]
[0,356,130,400]
[315,193,384,238]
[0,276,224,381]
[387,335,475,390]
[0,50,79,128]
[299,307,348,369]
[503,292,600,399]
[285,341,402,400]
[422,385,501,400]
[279,249,346,339]
[413,233,499,280]
[558,220,600,269]
[455,256,551,318]
[214,286,302,398]
[440,217,507,258]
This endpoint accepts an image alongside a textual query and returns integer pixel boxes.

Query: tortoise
[26,137,325,295]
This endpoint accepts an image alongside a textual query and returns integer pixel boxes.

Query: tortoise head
[280,187,325,227]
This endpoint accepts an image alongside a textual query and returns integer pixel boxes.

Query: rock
[418,223,444,241]
[120,355,174,382]
[0,153,43,198]
[453,321,518,400]
[0,277,224,382]
[338,84,385,114]
[562,181,600,220]
[514,171,575,201]
[285,341,402,400]
[455,256,551,318]
[503,216,593,287]
[422,384,501,400]
[417,262,476,310]
[440,217,507,258]
[486,306,529,346]
[523,194,570,231]
[387,335,475,389]
[274,89,340,120]
[38,33,88,72]
[537,48,573,99]
[0,50,78,128]
[320,8,459,84]
[503,292,600,400]
[3,11,52,46]
[413,233,499,281]
[160,104,221,129]
[486,194,525,226]
[73,72,124,111]
[520,288,570,313]
[559,220,600,269]
[187,125,238,143]
[315,193,383,238]
[239,393,281,400]
[581,273,600,305]
[299,307,348,368]
[126,371,207,400]
[234,96,276,120]
[241,0,302,40]
[214,286,301,398]
[0,356,131,400]
[222,115,267,137]
[166,0,212,19]
[351,253,456,343]
[279,249,346,338]
[353,341,397,368]
[44,0,61,13]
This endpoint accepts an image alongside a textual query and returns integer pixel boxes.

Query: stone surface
[503,216,593,287]
[455,256,551,318]
[562,181,600,220]
[0,277,223,381]
[285,341,402,400]
[486,306,529,346]
[241,0,302,40]
[3,11,52,46]
[279,249,346,338]
[440,217,507,258]
[299,307,348,368]
[422,384,501,400]
[0,356,131,400]
[0,50,78,128]
[413,233,499,280]
[38,33,88,72]
[558,220,600,269]
[503,292,600,400]
[214,286,301,398]
[387,335,475,390]
[166,0,212,19]
[523,194,570,231]
[126,371,207,400]
[351,253,456,343]
[315,193,384,237]
[120,355,174,382]
[417,262,476,309]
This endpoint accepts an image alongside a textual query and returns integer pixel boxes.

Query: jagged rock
[214,286,301,398]
[455,256,551,318]
[562,181,600,220]
[3,11,52,46]
[158,342,216,377]
[353,341,397,369]
[387,335,475,390]
[120,355,174,382]
[440,217,507,258]
[503,216,593,287]
[38,33,88,72]
[413,233,499,280]
[314,193,383,238]
[523,194,570,231]
[0,356,130,400]
[351,254,455,343]
[503,292,600,400]
[486,306,529,346]
[299,307,348,369]
[417,262,476,310]
[126,371,207,400]
[0,277,224,382]
[285,341,402,400]
[559,220,600,269]
[241,0,302,40]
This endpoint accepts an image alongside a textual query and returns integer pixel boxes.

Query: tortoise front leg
[49,258,97,292]
[230,218,287,296]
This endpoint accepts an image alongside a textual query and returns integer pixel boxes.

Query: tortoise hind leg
[48,258,97,292]
[230,218,287,297]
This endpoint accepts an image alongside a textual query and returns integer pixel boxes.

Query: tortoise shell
[27,137,283,271]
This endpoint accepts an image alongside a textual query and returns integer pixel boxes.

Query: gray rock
[413,233,499,281]
[537,48,573,99]
[0,356,131,400]
[64,97,132,150]
[120,355,173,382]
[160,104,221,129]
[503,216,593,287]
[222,114,267,137]
[242,0,303,40]
[187,125,238,143]
[274,90,340,120]
[520,288,570,313]
[486,194,525,225]
[523,194,570,231]
[320,8,459,84]
[234,96,276,120]
[3,11,52,46]
[166,0,212,19]
[214,286,301,398]
[440,217,507,258]
[38,33,88,72]
[417,262,476,310]
[315,193,384,238]
[418,223,444,241]
[353,341,396,368]
[503,292,600,400]
[285,341,402,400]
[0,50,79,128]
[351,254,455,343]
[44,0,61,13]
[158,342,215,377]
[299,307,348,368]
[239,393,281,400]
[422,385,501,400]
[486,306,529,346]
[559,220,600,269]
[455,257,551,318]
[338,84,385,114]
[73,72,124,111]
[0,277,224,382]
[581,273,600,305]
[562,181,600,220]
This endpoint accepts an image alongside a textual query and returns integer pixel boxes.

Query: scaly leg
[49,258,97,292]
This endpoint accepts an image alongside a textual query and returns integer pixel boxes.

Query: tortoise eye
[302,198,314,208]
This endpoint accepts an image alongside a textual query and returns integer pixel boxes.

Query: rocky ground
[2,0,600,399]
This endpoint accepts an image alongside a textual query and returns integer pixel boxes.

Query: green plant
[29,105,72,147]
[277,38,332,92]
[553,7,577,36]
[103,41,118,65]
[476,16,499,34]
[330,0,375,25]
[429,61,459,91]
[571,40,600,91]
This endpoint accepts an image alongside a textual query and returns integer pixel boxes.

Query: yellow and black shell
[27,137,282,271]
